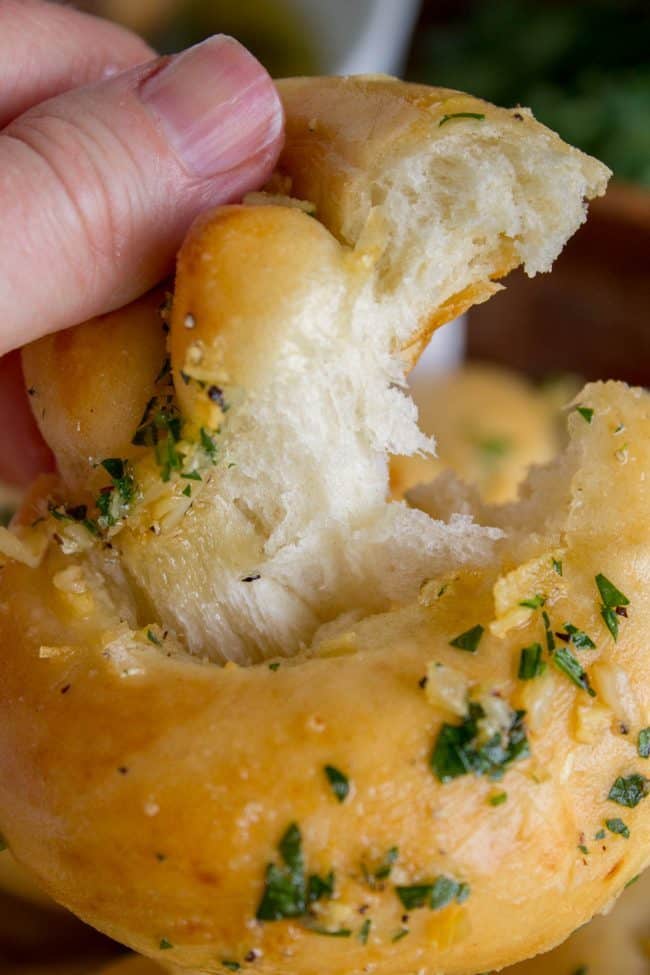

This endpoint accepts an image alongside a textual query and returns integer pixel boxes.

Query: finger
[0,0,154,128]
[0,352,55,487]
[0,35,284,356]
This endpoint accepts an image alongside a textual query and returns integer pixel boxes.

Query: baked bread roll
[2,77,644,975]
[390,364,562,504]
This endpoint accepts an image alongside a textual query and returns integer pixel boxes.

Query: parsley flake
[608,774,650,808]
[449,624,484,652]
[562,623,596,650]
[552,558,563,576]
[146,629,162,646]
[396,876,469,911]
[0,834,7,852]
[488,792,508,806]
[392,928,409,942]
[431,703,529,782]
[324,765,350,803]
[221,962,240,972]
[596,574,629,640]
[159,939,173,950]
[519,594,546,609]
[638,728,650,759]
[576,405,594,423]
[518,643,545,680]
[605,817,630,838]
[552,646,596,696]
[439,111,486,126]
[358,919,372,944]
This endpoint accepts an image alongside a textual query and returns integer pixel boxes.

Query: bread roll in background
[390,364,572,504]
[4,77,644,975]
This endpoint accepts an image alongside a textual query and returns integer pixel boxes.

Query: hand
[0,0,284,486]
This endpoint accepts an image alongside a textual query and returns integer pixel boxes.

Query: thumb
[0,35,283,355]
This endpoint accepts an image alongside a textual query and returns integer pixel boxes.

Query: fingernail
[140,35,283,179]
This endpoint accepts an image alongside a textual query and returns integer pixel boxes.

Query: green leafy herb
[324,765,350,803]
[488,792,508,806]
[439,111,486,126]
[578,844,589,855]
[200,427,218,462]
[608,774,650,808]
[449,624,484,653]
[596,574,629,641]
[625,874,640,888]
[308,927,351,938]
[605,817,630,838]
[396,876,469,911]
[638,728,650,759]
[358,918,371,944]
[392,928,409,942]
[374,846,399,882]
[181,470,201,481]
[269,662,281,672]
[159,939,173,950]
[518,643,545,680]
[431,702,529,782]
[221,962,240,972]
[308,871,335,903]
[576,405,594,423]
[562,624,596,650]
[542,611,556,652]
[146,629,162,646]
[594,829,606,841]
[596,574,629,608]
[256,823,306,921]
[96,458,136,527]
[476,435,510,462]
[552,646,596,696]
[519,594,546,610]
[0,833,7,852]
[552,558,563,576]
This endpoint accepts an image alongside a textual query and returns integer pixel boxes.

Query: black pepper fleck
[242,574,261,582]
[60,684,71,695]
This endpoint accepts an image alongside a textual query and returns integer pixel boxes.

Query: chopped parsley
[488,792,508,806]
[392,928,409,942]
[307,871,335,903]
[396,876,469,911]
[449,624,484,653]
[542,611,556,652]
[519,593,546,610]
[324,765,350,803]
[552,558,563,576]
[96,458,136,527]
[358,919,372,944]
[308,927,351,938]
[200,427,218,462]
[363,847,399,888]
[146,629,162,646]
[596,574,629,641]
[608,774,650,808]
[594,829,606,841]
[48,501,98,536]
[159,939,173,950]
[430,702,529,782]
[605,818,630,838]
[182,484,192,497]
[578,844,589,855]
[268,662,281,672]
[518,643,545,680]
[439,111,486,126]
[256,823,335,923]
[638,728,650,759]
[221,963,240,972]
[561,624,596,650]
[374,846,399,881]
[0,833,7,852]
[576,405,594,423]
[625,874,640,888]
[552,646,596,696]
[256,823,306,921]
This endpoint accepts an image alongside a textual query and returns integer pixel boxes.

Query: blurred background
[2,1,649,973]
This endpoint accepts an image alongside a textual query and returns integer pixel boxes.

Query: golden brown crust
[22,286,168,493]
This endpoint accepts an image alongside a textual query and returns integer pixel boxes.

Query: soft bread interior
[17,77,611,666]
